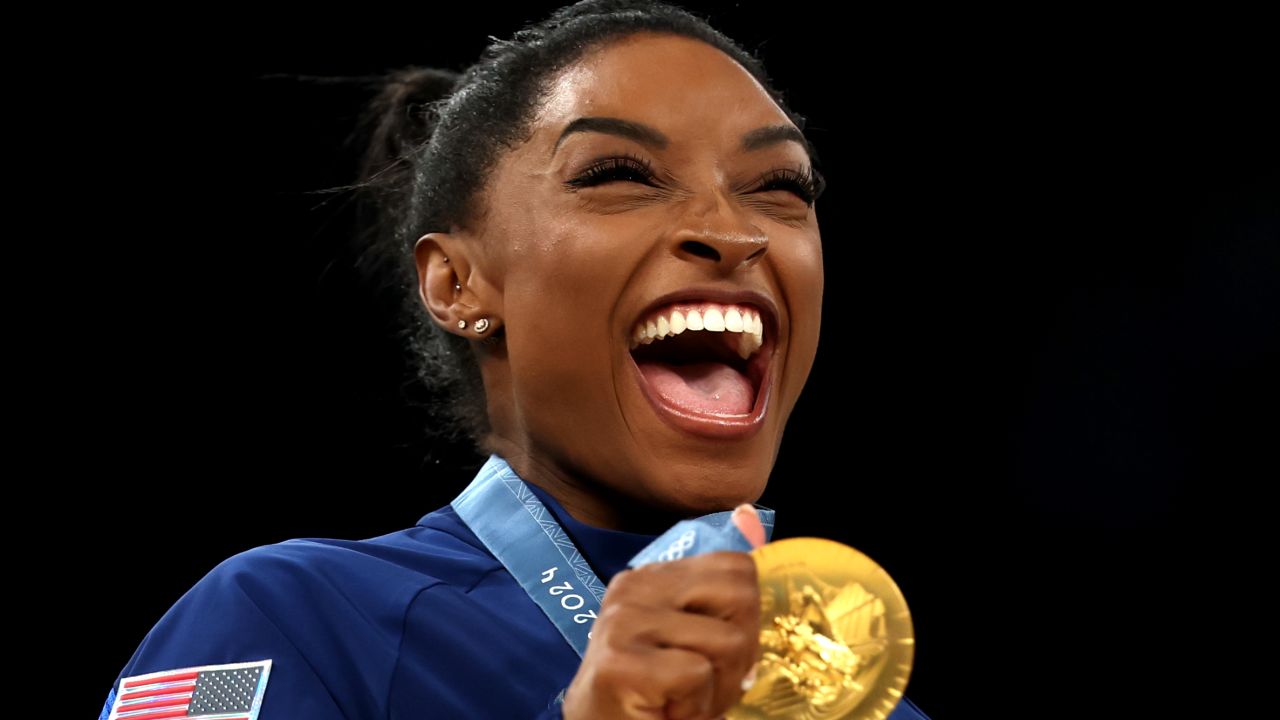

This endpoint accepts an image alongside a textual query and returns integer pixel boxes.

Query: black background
[65,2,1276,718]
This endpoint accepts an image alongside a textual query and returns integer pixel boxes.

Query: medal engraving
[729,538,915,719]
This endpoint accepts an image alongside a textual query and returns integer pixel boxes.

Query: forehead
[530,32,799,154]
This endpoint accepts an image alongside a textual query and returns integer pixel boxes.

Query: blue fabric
[451,455,610,657]
[101,456,929,719]
[96,686,114,720]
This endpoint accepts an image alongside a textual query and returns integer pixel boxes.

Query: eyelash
[565,153,826,206]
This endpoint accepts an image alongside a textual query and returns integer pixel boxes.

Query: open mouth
[626,301,775,439]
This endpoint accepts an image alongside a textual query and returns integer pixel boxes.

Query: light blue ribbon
[452,454,775,658]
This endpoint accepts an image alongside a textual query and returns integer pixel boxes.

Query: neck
[485,440,688,535]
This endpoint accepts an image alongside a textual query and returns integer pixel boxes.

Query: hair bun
[356,66,460,175]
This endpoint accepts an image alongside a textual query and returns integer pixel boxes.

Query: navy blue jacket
[101,469,930,719]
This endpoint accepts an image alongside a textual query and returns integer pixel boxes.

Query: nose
[669,189,769,272]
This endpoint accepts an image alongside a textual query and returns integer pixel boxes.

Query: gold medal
[727,538,915,720]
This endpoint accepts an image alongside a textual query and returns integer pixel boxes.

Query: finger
[607,554,759,620]
[731,504,765,548]
[627,608,758,716]
[577,645,712,720]
[645,646,715,720]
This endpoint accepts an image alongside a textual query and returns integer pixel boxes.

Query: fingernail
[732,504,765,549]
[740,664,758,692]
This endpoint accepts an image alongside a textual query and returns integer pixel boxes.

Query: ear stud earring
[473,318,490,334]
[457,320,467,330]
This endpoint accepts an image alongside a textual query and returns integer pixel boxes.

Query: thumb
[731,503,766,548]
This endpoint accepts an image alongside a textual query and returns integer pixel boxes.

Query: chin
[643,457,771,515]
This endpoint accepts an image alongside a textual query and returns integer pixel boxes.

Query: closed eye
[565,155,826,207]
[755,167,825,206]
[564,153,657,189]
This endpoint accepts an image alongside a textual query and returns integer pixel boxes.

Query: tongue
[636,360,754,415]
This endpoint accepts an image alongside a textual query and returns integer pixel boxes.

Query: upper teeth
[630,303,766,360]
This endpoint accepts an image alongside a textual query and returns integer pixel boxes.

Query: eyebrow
[552,116,815,161]
[741,124,815,159]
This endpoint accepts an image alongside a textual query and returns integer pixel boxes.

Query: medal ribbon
[452,454,775,657]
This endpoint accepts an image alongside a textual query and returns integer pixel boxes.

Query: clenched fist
[562,504,766,720]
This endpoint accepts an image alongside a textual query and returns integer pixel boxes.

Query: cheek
[781,235,825,386]
[500,224,641,420]
[511,213,643,303]
[799,239,825,307]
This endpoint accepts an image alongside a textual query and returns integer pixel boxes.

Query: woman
[100,1,929,718]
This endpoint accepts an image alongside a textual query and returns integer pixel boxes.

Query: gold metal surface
[727,538,915,719]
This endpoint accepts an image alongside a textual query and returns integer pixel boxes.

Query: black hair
[349,0,822,455]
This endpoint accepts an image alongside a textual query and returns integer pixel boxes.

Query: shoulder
[102,502,504,720]
[214,502,502,603]
[160,503,500,636]
[209,501,504,620]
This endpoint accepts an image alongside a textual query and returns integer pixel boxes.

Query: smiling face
[420,32,824,530]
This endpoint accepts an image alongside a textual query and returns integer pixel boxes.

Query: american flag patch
[107,659,272,720]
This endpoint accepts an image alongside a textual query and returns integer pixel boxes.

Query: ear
[413,230,503,338]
